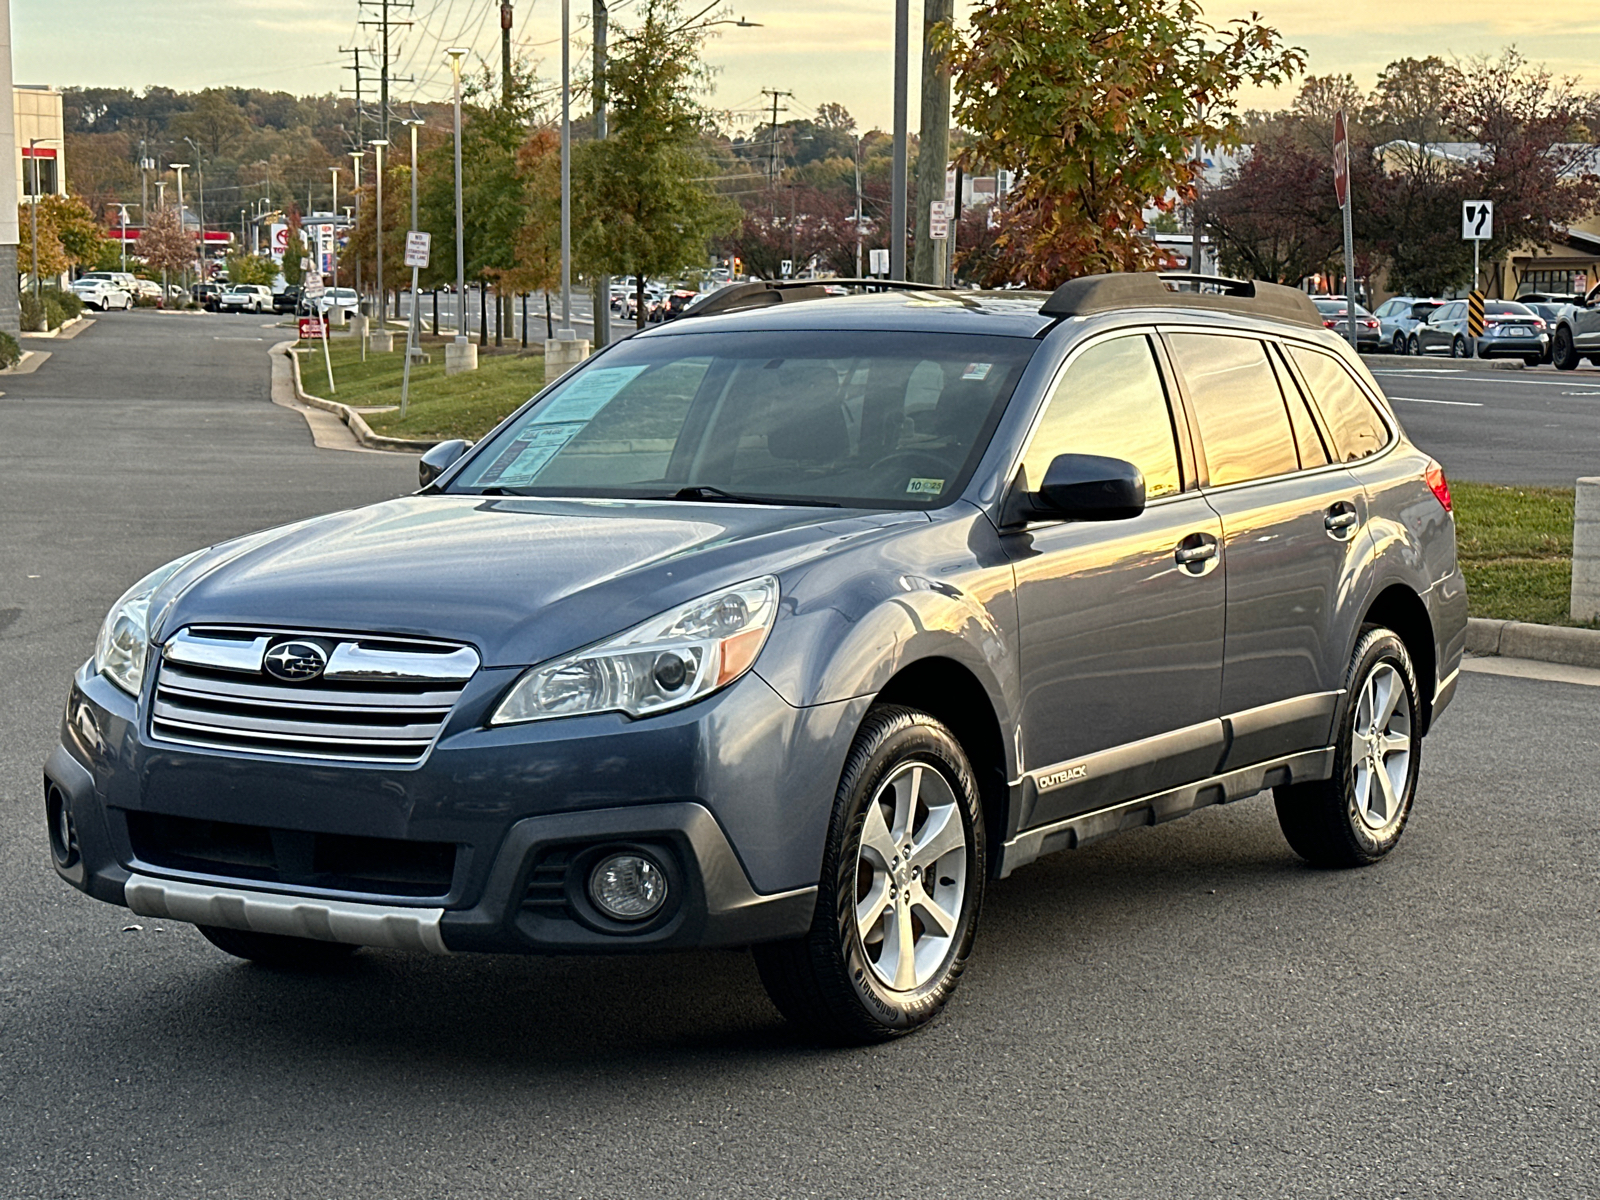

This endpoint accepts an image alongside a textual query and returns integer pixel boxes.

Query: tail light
[1362,318,1379,329]
[1533,317,1547,329]
[1323,319,1337,329]
[1424,459,1452,513]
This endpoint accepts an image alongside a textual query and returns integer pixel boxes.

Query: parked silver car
[1545,284,1600,369]
[1413,299,1548,362]
[1372,297,1443,355]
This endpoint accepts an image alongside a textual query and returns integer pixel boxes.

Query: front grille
[127,812,456,897]
[150,626,479,764]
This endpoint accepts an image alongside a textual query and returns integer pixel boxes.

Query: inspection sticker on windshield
[961,362,993,381]
[530,365,648,424]
[906,477,945,496]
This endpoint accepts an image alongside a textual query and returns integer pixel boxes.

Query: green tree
[18,194,109,278]
[941,0,1304,284]
[280,217,306,288]
[573,0,738,326]
[494,127,562,334]
[225,251,278,286]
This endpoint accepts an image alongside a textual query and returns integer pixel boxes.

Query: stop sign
[1333,110,1349,209]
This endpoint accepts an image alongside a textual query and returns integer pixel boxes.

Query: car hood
[159,495,925,667]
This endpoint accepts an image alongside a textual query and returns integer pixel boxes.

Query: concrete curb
[21,315,93,340]
[1360,354,1526,371]
[1466,616,1600,670]
[279,342,440,453]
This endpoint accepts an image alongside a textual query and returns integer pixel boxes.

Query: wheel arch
[1361,583,1437,734]
[872,655,1013,875]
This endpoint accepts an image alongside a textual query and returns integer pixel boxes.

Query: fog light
[46,785,79,869]
[588,853,668,921]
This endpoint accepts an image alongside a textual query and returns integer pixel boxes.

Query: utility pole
[502,1,514,107]
[890,0,909,280]
[591,0,610,348]
[340,46,372,147]
[912,0,953,285]
[761,88,793,184]
[358,0,414,143]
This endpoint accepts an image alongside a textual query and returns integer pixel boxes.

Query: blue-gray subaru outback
[45,273,1467,1043]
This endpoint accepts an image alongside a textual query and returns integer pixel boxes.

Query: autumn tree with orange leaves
[941,0,1304,286]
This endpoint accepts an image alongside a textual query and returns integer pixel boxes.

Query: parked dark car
[1312,296,1382,351]
[46,273,1465,1043]
[273,287,301,314]
[191,282,223,312]
[1414,298,1548,362]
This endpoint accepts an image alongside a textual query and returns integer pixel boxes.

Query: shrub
[0,330,20,368]
[41,292,69,329]
[19,292,44,331]
[54,289,84,319]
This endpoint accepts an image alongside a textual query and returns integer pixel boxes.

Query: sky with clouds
[13,0,1596,132]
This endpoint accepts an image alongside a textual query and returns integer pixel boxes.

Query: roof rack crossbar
[678,278,946,319]
[1038,271,1323,330]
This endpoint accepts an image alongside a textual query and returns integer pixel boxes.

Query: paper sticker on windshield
[475,422,585,486]
[961,362,993,381]
[906,477,945,496]
[530,365,648,425]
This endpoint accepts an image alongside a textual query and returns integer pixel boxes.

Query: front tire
[1406,334,1421,356]
[196,924,360,969]
[753,705,985,1044]
[1274,627,1421,868]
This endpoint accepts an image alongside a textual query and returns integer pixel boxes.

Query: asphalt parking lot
[1363,356,1600,484]
[2,313,1597,1198]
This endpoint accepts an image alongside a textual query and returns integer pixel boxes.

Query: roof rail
[1039,272,1323,329]
[677,278,946,320]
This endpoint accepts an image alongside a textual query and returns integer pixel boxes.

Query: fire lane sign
[404,230,431,269]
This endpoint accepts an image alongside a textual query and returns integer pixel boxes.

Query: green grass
[1453,482,1596,627]
[294,334,544,442]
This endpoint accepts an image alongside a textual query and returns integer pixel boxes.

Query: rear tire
[1553,327,1579,370]
[1274,627,1421,868]
[1391,332,1406,355]
[1451,336,1470,358]
[753,705,985,1044]
[196,924,360,969]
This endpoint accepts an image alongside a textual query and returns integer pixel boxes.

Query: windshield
[449,329,1036,508]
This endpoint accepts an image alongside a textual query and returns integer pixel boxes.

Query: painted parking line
[1389,396,1484,407]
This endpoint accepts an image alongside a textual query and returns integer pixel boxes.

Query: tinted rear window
[1166,333,1298,487]
[1287,346,1390,463]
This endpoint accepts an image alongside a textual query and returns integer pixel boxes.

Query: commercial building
[0,0,19,336]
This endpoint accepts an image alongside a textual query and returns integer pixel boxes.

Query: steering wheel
[868,450,951,479]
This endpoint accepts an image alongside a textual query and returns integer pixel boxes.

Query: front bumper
[45,658,858,954]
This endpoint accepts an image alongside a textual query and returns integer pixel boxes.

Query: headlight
[93,551,205,696]
[491,576,780,725]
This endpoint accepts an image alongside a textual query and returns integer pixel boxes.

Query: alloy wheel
[1349,662,1413,835]
[853,761,969,992]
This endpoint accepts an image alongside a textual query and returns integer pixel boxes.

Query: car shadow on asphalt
[82,795,1345,1070]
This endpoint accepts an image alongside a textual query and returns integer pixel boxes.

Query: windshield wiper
[668,485,839,508]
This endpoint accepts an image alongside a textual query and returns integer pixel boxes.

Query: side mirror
[1031,453,1146,521]
[418,439,470,488]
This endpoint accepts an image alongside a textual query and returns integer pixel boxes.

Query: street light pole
[559,0,573,340]
[171,163,190,292]
[445,47,476,374]
[330,167,340,296]
[350,150,364,313]
[402,116,424,364]
[370,139,389,327]
[27,137,60,299]
[890,0,909,280]
[184,138,207,283]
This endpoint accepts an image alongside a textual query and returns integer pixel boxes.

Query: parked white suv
[219,284,273,313]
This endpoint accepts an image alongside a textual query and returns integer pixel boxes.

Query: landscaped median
[291,333,545,442]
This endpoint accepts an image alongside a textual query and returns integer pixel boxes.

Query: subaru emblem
[263,639,328,682]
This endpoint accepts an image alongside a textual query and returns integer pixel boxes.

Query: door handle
[1175,543,1217,564]
[1325,510,1359,532]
